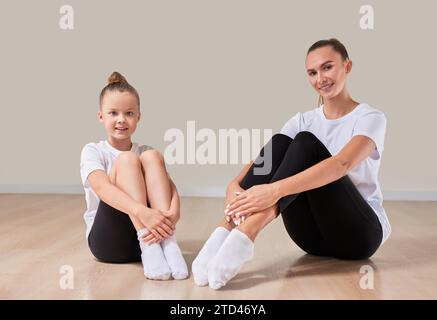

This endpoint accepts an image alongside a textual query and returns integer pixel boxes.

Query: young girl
[192,38,390,289]
[80,72,188,280]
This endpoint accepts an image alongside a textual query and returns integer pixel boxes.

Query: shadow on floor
[178,238,205,266]
[220,254,379,291]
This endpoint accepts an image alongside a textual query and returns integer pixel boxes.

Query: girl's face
[98,90,140,141]
[305,46,352,101]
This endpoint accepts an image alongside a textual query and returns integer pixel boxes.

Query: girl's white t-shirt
[80,140,153,238]
[280,103,391,244]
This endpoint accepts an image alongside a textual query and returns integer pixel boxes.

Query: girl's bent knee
[140,149,164,164]
[117,151,141,164]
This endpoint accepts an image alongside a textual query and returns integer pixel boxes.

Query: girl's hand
[134,206,175,242]
[142,209,179,244]
[162,208,180,225]
[142,232,160,244]
[226,184,281,221]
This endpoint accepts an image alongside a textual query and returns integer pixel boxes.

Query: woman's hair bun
[107,72,128,85]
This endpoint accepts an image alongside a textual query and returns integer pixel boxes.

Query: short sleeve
[139,144,154,154]
[280,112,301,139]
[80,144,105,188]
[352,111,387,160]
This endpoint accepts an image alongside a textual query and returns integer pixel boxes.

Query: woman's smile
[319,82,334,93]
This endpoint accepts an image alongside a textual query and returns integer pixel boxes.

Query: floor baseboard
[1,184,436,201]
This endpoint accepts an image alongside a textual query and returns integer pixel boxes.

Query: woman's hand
[224,180,244,223]
[226,183,281,221]
[133,205,175,243]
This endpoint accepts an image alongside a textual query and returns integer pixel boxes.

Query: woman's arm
[228,135,377,217]
[275,135,377,197]
[227,157,344,216]
[273,156,345,198]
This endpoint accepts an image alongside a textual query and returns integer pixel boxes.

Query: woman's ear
[345,59,353,74]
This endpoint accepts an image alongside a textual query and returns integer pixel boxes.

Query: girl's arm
[88,170,174,235]
[88,170,146,217]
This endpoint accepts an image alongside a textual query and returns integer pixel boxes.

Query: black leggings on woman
[240,131,383,260]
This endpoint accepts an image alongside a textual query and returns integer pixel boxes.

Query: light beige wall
[1,0,436,199]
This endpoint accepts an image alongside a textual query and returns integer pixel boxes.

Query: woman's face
[305,46,352,101]
[98,90,140,141]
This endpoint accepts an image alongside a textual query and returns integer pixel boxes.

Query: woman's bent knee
[334,238,381,260]
[270,133,293,145]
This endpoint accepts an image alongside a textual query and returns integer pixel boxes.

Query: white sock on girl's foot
[207,228,254,290]
[160,235,189,280]
[192,227,230,286]
[137,228,171,280]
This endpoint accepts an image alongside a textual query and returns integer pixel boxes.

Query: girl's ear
[98,110,103,122]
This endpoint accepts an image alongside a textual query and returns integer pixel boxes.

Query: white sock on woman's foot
[192,227,230,286]
[207,228,254,290]
[160,234,189,280]
[137,228,171,280]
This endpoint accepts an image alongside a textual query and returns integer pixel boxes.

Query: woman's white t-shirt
[280,103,391,244]
[80,140,153,238]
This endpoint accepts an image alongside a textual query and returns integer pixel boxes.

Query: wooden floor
[0,194,436,299]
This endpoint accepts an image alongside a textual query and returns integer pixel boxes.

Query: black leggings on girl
[88,200,141,263]
[240,132,383,260]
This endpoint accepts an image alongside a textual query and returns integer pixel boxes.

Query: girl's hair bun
[100,71,140,109]
[107,72,128,85]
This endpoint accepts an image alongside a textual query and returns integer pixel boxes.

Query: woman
[192,38,390,290]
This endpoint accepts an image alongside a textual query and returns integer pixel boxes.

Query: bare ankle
[236,226,256,242]
[220,218,235,231]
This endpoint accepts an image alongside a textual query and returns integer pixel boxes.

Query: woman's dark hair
[99,72,140,109]
[308,39,350,106]
[307,38,349,61]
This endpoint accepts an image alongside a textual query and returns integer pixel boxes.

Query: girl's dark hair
[307,38,349,61]
[99,72,140,109]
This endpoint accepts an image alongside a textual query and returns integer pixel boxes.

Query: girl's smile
[98,90,141,151]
